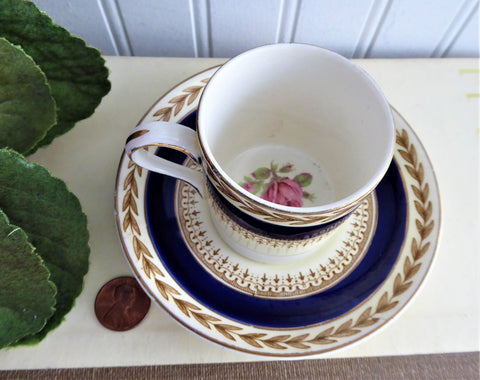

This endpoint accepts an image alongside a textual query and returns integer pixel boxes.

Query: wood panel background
[32,0,479,58]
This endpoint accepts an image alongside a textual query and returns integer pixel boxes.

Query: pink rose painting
[240,162,315,207]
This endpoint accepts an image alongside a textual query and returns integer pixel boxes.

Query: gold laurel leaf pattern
[404,257,422,281]
[155,278,180,300]
[192,312,222,329]
[393,273,412,296]
[122,192,138,215]
[354,307,379,328]
[152,107,172,122]
[239,333,268,348]
[285,334,311,349]
[262,335,292,350]
[184,86,204,105]
[122,162,142,235]
[174,298,202,316]
[375,292,398,314]
[123,209,140,235]
[120,72,435,351]
[169,94,188,116]
[153,83,207,122]
[214,324,243,341]
[133,235,151,259]
[332,320,361,338]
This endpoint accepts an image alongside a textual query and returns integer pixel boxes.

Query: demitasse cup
[125,43,395,262]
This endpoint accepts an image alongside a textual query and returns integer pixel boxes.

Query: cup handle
[125,121,205,196]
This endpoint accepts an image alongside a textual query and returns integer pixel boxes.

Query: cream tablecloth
[0,57,478,369]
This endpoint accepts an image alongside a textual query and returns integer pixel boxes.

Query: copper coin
[95,276,151,331]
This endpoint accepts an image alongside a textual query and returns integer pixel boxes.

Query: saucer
[175,159,377,299]
[115,66,440,357]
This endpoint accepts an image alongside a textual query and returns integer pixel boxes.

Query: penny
[95,276,151,331]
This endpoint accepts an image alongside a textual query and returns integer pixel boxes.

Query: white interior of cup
[198,43,394,212]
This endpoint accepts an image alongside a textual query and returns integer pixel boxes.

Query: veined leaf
[0,149,90,344]
[0,0,111,154]
[0,209,56,348]
[0,37,56,154]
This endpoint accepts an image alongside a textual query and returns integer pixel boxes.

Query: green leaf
[253,182,263,194]
[0,149,90,344]
[0,0,111,154]
[302,191,316,202]
[294,173,313,187]
[0,37,56,155]
[0,209,56,348]
[279,163,294,173]
[252,167,271,180]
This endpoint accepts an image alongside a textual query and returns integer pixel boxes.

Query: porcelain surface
[115,67,440,357]
[176,163,377,296]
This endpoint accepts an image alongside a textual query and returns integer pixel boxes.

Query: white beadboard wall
[32,0,479,58]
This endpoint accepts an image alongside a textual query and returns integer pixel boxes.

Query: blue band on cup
[206,179,347,240]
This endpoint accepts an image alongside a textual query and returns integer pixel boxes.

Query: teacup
[125,43,394,261]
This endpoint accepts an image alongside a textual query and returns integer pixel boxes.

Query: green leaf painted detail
[294,173,313,187]
[0,37,56,155]
[0,209,56,348]
[252,167,271,180]
[302,191,316,202]
[279,163,294,173]
[0,0,111,154]
[0,149,90,344]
